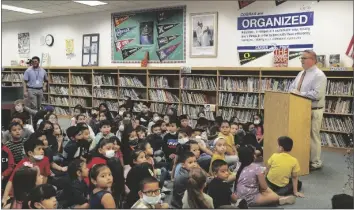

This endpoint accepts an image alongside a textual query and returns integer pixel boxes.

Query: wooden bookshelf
[3,66,353,150]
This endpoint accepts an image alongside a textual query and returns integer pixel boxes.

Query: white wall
[2,1,353,67]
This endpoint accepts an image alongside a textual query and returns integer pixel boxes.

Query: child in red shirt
[1,144,15,191]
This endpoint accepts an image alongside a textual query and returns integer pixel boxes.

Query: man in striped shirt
[4,122,26,163]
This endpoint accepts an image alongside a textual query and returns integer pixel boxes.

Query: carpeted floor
[58,118,353,208]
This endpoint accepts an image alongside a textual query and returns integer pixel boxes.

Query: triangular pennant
[275,0,287,6]
[113,15,133,27]
[115,26,136,40]
[238,0,256,9]
[157,35,180,49]
[289,51,303,60]
[122,47,142,60]
[115,39,135,51]
[156,42,181,62]
[238,51,271,65]
[157,9,178,23]
[157,23,180,37]
[141,51,149,67]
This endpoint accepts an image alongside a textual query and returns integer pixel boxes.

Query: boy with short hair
[162,121,179,170]
[76,114,95,142]
[2,139,51,205]
[132,176,169,209]
[179,114,193,136]
[3,116,32,143]
[266,136,304,197]
[4,122,26,163]
[136,126,147,141]
[12,99,30,125]
[90,120,114,150]
[63,125,90,162]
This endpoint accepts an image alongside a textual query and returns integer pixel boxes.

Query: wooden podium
[263,91,312,175]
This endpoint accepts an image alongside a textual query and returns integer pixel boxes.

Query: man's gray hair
[303,50,317,63]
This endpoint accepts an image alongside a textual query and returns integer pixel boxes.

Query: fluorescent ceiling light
[2,4,42,14]
[73,1,107,6]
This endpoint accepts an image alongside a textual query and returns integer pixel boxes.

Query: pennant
[115,39,135,51]
[156,42,181,62]
[157,35,180,49]
[275,0,287,6]
[289,51,303,60]
[141,51,149,67]
[113,15,132,27]
[238,51,271,65]
[345,36,354,59]
[238,0,256,9]
[122,47,142,60]
[157,9,178,23]
[115,26,136,40]
[157,23,180,37]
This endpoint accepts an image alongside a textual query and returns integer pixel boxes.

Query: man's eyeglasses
[142,189,161,196]
[300,57,312,60]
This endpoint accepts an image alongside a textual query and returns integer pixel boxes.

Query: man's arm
[300,74,327,101]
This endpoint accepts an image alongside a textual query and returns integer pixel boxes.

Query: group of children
[1,99,307,209]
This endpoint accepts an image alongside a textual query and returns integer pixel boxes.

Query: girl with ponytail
[182,167,214,209]
[234,146,296,207]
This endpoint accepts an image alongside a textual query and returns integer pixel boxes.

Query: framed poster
[82,33,100,66]
[190,12,218,58]
[111,6,186,63]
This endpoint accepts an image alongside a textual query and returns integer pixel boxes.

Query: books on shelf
[321,116,353,133]
[51,75,68,83]
[13,83,22,87]
[54,107,70,115]
[119,76,144,87]
[149,103,177,115]
[325,98,353,114]
[93,88,118,98]
[2,73,24,82]
[181,91,208,104]
[50,86,69,95]
[260,78,294,92]
[150,76,170,88]
[50,96,69,106]
[119,88,140,100]
[182,104,215,121]
[219,77,259,92]
[71,75,89,85]
[149,89,179,103]
[70,97,88,107]
[94,75,116,86]
[219,93,258,108]
[219,108,257,122]
[93,99,119,111]
[321,132,352,148]
[326,80,353,96]
[181,76,216,90]
[71,87,91,97]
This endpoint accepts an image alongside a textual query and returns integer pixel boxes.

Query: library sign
[237,11,314,65]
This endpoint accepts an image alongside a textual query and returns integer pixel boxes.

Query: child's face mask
[15,104,23,112]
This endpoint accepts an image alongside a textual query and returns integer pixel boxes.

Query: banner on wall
[275,0,287,6]
[238,0,256,9]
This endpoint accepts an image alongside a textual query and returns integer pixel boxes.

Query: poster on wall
[273,46,289,67]
[190,12,218,58]
[82,34,100,66]
[111,6,186,63]
[18,32,30,57]
[65,39,75,58]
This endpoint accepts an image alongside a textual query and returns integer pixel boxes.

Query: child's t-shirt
[4,138,25,164]
[9,157,51,182]
[266,153,300,187]
[162,133,178,161]
[209,153,225,174]
[235,163,262,205]
[207,177,232,208]
[218,133,235,155]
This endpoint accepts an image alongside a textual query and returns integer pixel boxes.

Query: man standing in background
[289,50,327,170]
[23,56,48,110]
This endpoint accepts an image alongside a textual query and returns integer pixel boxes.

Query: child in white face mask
[132,176,169,209]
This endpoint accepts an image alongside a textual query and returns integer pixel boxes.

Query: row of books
[93,88,118,98]
[13,83,22,87]
[71,76,89,85]
[321,116,353,133]
[219,77,258,92]
[181,77,217,90]
[325,98,353,114]
[149,103,177,115]
[150,76,170,88]
[260,78,294,92]
[181,91,208,104]
[71,87,91,97]
[1,73,23,82]
[50,96,70,106]
[320,133,352,148]
[219,93,259,108]
[181,105,215,121]
[119,89,141,100]
[54,107,70,115]
[93,100,119,111]
[219,108,258,122]
[51,75,68,84]
[94,76,116,86]
[148,90,180,103]
[119,76,145,87]
[326,80,353,96]
[50,86,69,95]
[70,97,89,107]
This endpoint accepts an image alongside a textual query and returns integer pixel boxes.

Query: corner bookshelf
[3,66,353,151]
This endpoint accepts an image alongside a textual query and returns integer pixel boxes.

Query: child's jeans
[266,177,302,196]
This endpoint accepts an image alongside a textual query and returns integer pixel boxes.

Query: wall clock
[45,34,54,47]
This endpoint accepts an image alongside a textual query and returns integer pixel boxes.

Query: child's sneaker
[279,195,296,205]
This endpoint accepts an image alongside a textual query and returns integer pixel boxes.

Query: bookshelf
[2,66,353,150]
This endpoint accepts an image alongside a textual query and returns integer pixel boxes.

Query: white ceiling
[2,1,183,23]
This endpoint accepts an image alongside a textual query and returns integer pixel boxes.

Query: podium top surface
[264,91,310,101]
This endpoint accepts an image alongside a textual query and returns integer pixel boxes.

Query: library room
[1,0,353,209]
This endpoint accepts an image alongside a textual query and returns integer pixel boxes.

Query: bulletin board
[111,6,186,63]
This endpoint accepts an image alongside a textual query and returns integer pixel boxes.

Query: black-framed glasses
[300,57,312,60]
[142,189,161,196]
